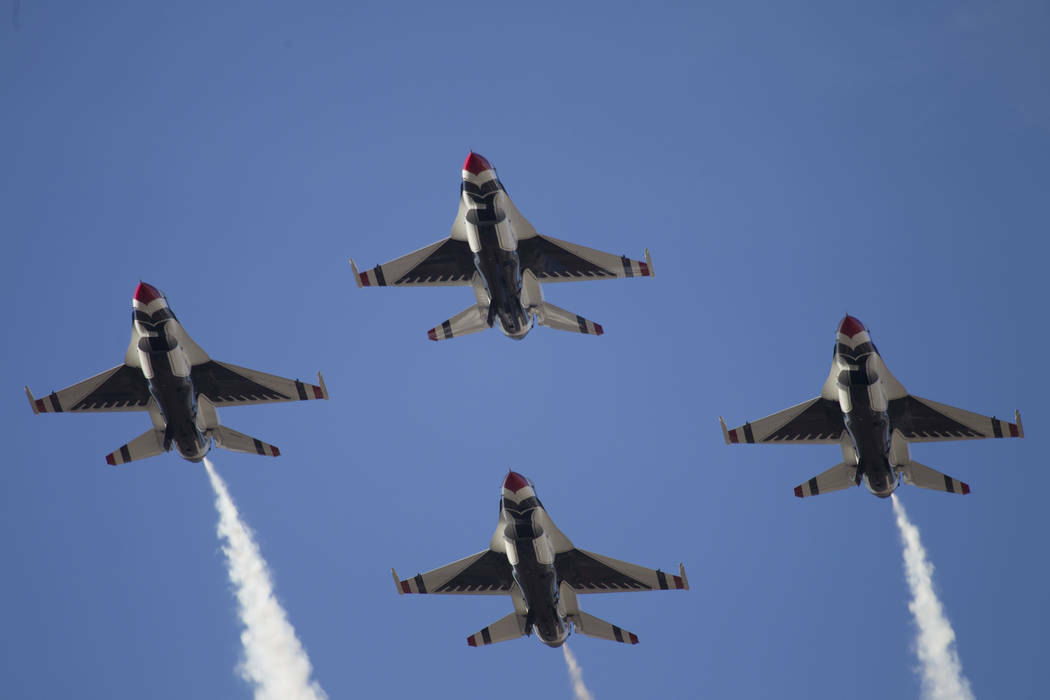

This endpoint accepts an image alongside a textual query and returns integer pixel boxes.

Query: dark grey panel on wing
[71,365,151,410]
[518,236,616,280]
[191,362,290,404]
[555,550,650,591]
[764,399,844,442]
[395,239,474,284]
[434,550,514,593]
[888,396,984,439]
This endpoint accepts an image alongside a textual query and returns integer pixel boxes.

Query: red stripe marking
[270,446,280,456]
[961,482,971,495]
[312,385,323,399]
[467,635,477,647]
[105,454,116,466]
[628,633,639,644]
[400,580,410,594]
[728,429,739,444]
[35,398,46,413]
[593,323,604,336]
[1009,423,1018,437]
[359,272,370,287]
[427,328,438,341]
[673,575,683,589]
[639,262,649,276]
[794,485,804,498]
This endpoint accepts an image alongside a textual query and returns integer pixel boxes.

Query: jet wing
[517,234,652,282]
[27,364,151,413]
[352,238,475,287]
[190,362,328,407]
[393,549,514,595]
[889,396,1023,442]
[721,397,845,445]
[555,549,688,595]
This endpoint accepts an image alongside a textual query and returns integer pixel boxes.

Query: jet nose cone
[463,151,493,175]
[134,281,163,304]
[503,470,530,493]
[838,314,866,338]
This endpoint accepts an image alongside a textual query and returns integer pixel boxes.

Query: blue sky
[2,2,1047,698]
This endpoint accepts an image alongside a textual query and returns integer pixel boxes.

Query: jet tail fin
[210,425,280,457]
[105,428,166,465]
[466,611,527,647]
[901,460,970,495]
[427,304,490,341]
[569,610,639,645]
[794,462,858,498]
[535,301,603,336]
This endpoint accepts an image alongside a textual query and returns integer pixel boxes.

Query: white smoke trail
[891,494,974,700]
[562,643,595,700]
[204,458,327,700]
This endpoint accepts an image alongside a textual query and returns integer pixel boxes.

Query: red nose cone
[463,152,493,175]
[838,315,866,338]
[503,471,530,493]
[134,282,163,304]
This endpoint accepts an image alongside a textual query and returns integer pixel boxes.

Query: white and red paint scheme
[721,315,1023,499]
[393,471,687,648]
[351,152,652,341]
[27,282,328,465]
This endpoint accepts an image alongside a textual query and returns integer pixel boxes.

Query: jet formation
[720,315,1023,498]
[393,471,688,647]
[351,152,653,341]
[26,282,328,464]
[24,153,1026,659]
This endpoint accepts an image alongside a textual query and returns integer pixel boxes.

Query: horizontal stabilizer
[794,462,858,498]
[570,610,638,644]
[466,611,526,647]
[105,429,166,465]
[211,425,280,457]
[901,460,970,495]
[427,304,490,341]
[535,301,603,336]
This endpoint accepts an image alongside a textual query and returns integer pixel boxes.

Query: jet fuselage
[834,317,896,497]
[500,483,568,647]
[461,155,532,340]
[133,284,210,462]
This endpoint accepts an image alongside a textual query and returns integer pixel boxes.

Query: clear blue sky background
[2,2,1046,698]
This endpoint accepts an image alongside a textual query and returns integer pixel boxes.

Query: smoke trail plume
[562,643,595,700]
[891,495,974,700]
[204,458,327,700]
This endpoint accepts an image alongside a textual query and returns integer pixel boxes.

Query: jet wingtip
[317,372,330,400]
[1015,410,1024,438]
[678,563,690,590]
[391,568,404,594]
[25,386,39,414]
[718,416,730,445]
[644,248,654,278]
[349,258,363,287]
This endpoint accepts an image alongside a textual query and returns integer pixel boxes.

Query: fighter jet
[350,152,653,341]
[25,282,328,464]
[720,315,1023,498]
[392,471,688,647]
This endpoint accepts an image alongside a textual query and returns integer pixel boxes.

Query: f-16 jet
[720,315,1023,498]
[392,471,688,647]
[350,152,653,341]
[26,282,328,465]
